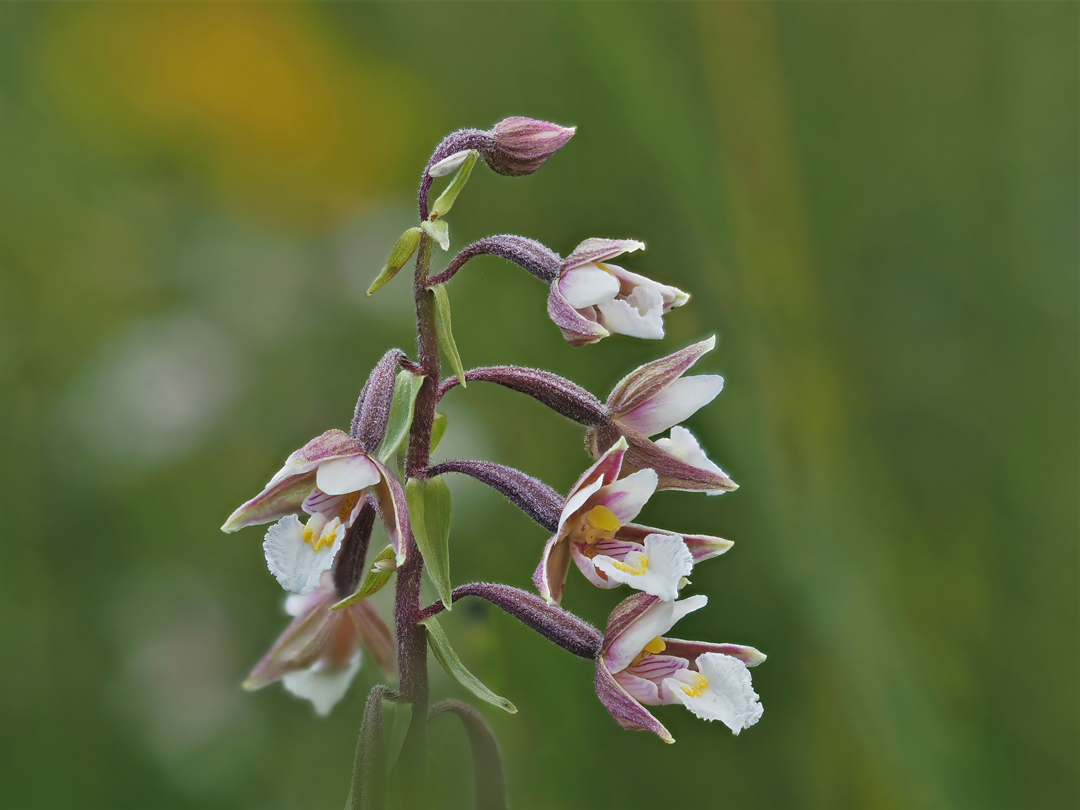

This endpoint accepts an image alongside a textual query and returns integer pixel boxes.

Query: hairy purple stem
[426,235,561,287]
[425,459,561,532]
[419,583,602,660]
[438,366,609,427]
[418,129,494,220]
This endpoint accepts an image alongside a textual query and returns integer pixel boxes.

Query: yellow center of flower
[681,673,709,698]
[609,553,649,576]
[579,505,621,545]
[302,521,337,552]
[339,491,361,521]
[630,636,667,667]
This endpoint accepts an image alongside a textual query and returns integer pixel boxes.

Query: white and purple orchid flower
[547,238,689,346]
[244,572,396,716]
[588,336,737,494]
[595,593,765,742]
[222,429,408,595]
[534,439,732,605]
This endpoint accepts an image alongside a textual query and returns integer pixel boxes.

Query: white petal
[263,515,343,595]
[593,534,693,601]
[428,150,472,177]
[606,594,708,674]
[594,468,658,525]
[559,477,606,532]
[559,264,621,308]
[316,454,381,496]
[595,286,666,340]
[602,264,688,309]
[281,650,362,716]
[666,653,763,734]
[618,376,724,437]
[655,426,730,495]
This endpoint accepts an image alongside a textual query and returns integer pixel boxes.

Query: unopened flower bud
[482,117,576,177]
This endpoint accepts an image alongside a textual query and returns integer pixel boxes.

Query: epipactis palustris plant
[222,117,764,808]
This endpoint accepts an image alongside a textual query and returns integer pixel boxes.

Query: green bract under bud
[368,227,422,295]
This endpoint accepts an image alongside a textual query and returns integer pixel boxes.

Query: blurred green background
[1,2,1076,809]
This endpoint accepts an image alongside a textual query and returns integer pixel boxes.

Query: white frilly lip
[263,515,345,596]
[663,652,763,735]
[592,533,693,602]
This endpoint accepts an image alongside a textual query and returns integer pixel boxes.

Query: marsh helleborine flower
[595,593,765,742]
[244,573,396,715]
[222,429,408,595]
[548,238,689,345]
[588,337,737,494]
[534,439,732,606]
[428,117,576,179]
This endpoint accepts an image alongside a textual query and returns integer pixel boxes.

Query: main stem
[394,232,439,806]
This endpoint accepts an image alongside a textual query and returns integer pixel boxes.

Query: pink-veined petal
[662,639,767,668]
[595,658,674,743]
[570,542,623,590]
[618,376,724,438]
[370,459,409,567]
[604,594,708,674]
[592,468,658,525]
[547,284,609,346]
[563,238,646,272]
[222,473,317,532]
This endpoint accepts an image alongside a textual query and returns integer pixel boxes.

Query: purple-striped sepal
[595,593,765,742]
[221,429,410,594]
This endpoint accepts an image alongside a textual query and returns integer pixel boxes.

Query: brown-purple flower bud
[482,117,576,177]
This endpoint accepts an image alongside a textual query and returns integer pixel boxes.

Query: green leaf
[368,227,421,296]
[421,218,450,251]
[332,545,396,609]
[429,701,508,810]
[432,285,466,387]
[430,412,448,453]
[383,701,413,777]
[430,150,479,220]
[405,476,453,610]
[421,617,517,714]
[376,369,426,464]
[346,686,389,810]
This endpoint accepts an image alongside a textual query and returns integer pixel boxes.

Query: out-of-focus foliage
[0,3,1075,809]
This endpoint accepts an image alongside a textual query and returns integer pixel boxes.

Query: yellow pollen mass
[681,673,709,698]
[610,554,649,576]
[580,505,621,544]
[303,523,337,552]
[643,636,666,655]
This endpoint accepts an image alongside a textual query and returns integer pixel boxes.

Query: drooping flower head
[547,238,689,346]
[222,429,408,595]
[595,593,765,742]
[534,439,732,605]
[244,573,396,716]
[588,336,737,493]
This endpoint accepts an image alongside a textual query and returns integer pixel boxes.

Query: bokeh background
[1,2,1076,809]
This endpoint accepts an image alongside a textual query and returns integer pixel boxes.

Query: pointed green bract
[430,412,448,454]
[430,150,479,220]
[368,227,421,296]
[421,218,450,251]
[383,701,413,777]
[421,617,517,714]
[405,475,453,609]
[332,545,396,609]
[377,369,426,464]
[432,284,466,387]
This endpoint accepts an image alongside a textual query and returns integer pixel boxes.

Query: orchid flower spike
[588,337,737,494]
[534,439,732,606]
[595,593,765,742]
[222,429,409,595]
[244,573,396,715]
[547,238,689,345]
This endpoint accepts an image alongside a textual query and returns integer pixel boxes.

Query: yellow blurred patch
[36,4,428,228]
